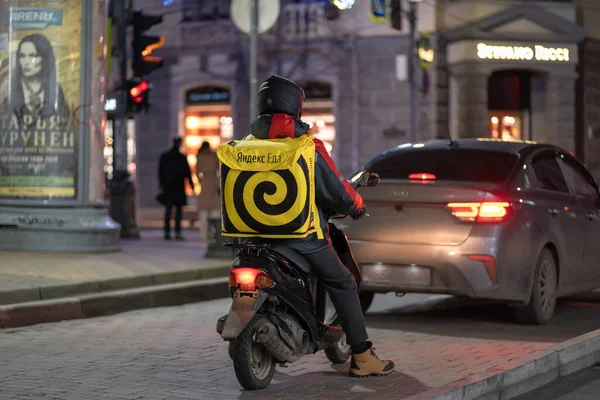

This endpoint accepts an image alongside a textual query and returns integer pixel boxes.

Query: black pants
[164,204,183,235]
[303,245,368,346]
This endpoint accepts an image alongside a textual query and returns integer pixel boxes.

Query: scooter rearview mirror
[356,171,370,187]
[366,173,380,187]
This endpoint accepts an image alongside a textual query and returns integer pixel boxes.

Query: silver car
[341,139,600,324]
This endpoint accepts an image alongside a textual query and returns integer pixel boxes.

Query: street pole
[230,0,258,247]
[408,0,420,143]
[275,0,282,75]
[249,0,259,120]
[110,0,139,239]
[351,34,360,172]
[115,0,128,173]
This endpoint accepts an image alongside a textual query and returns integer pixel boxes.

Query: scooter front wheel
[232,315,276,390]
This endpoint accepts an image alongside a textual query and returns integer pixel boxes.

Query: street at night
[2,0,600,399]
[3,293,600,400]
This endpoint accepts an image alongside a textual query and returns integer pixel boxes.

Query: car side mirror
[357,171,379,187]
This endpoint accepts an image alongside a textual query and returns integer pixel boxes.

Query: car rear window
[365,148,519,184]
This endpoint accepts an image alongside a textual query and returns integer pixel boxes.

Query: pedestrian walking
[158,137,194,240]
[195,141,221,242]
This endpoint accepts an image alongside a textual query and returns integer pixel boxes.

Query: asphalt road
[2,292,600,400]
[514,366,600,400]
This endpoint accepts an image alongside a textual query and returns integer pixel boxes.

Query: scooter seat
[271,246,312,274]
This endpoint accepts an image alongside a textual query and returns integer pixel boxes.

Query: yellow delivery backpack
[217,134,323,239]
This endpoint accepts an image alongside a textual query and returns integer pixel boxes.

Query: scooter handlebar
[328,174,376,220]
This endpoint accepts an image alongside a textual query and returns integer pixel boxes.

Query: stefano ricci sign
[477,42,570,62]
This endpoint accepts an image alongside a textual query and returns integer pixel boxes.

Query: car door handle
[548,207,559,216]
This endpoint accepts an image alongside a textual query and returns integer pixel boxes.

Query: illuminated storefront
[486,68,534,141]
[489,114,523,141]
[447,38,579,145]
[182,85,233,196]
[441,2,585,151]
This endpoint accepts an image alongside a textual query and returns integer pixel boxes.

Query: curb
[0,263,232,305]
[405,328,600,400]
[0,277,230,329]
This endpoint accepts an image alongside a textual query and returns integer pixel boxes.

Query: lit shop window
[302,114,336,154]
[489,114,522,141]
[183,112,233,196]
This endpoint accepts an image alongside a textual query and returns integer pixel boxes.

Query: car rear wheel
[359,291,375,315]
[515,248,557,325]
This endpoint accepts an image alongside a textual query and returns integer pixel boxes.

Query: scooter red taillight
[229,267,274,290]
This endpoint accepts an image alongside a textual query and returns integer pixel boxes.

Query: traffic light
[131,10,164,78]
[127,79,151,114]
[390,0,402,31]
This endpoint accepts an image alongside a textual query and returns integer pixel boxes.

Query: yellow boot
[349,342,395,377]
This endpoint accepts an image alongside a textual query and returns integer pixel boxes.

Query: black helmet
[256,75,305,118]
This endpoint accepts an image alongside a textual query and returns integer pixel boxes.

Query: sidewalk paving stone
[0,230,233,305]
[3,295,600,399]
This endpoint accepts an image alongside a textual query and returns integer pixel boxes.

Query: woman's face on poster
[18,42,42,78]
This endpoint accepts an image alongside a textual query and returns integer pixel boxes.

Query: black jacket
[158,147,193,206]
[247,113,364,254]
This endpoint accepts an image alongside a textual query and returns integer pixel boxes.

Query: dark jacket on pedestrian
[248,112,365,254]
[158,146,193,206]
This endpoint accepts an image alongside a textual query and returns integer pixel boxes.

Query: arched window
[183,84,233,196]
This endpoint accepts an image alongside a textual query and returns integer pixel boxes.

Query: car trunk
[342,146,519,246]
[345,181,500,246]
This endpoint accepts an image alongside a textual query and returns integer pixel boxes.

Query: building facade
[434,0,585,151]
[129,0,437,222]
[575,0,600,179]
[123,0,593,223]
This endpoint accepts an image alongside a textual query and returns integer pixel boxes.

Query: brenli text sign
[477,42,570,62]
[0,0,82,200]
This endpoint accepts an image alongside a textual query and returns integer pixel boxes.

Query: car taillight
[228,267,275,290]
[408,173,436,181]
[447,202,511,223]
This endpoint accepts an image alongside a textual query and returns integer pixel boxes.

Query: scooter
[215,171,380,390]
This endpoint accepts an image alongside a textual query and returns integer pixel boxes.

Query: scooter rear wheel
[232,315,276,390]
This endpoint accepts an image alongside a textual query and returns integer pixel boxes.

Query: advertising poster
[0,1,81,199]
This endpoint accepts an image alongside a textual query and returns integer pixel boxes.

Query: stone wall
[431,34,449,140]
[340,35,412,175]
[451,64,489,139]
[581,38,600,181]
[544,75,577,152]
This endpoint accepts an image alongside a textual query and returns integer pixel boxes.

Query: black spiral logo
[221,156,312,236]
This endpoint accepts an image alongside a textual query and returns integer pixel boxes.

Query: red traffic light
[130,80,149,99]
[126,79,152,113]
